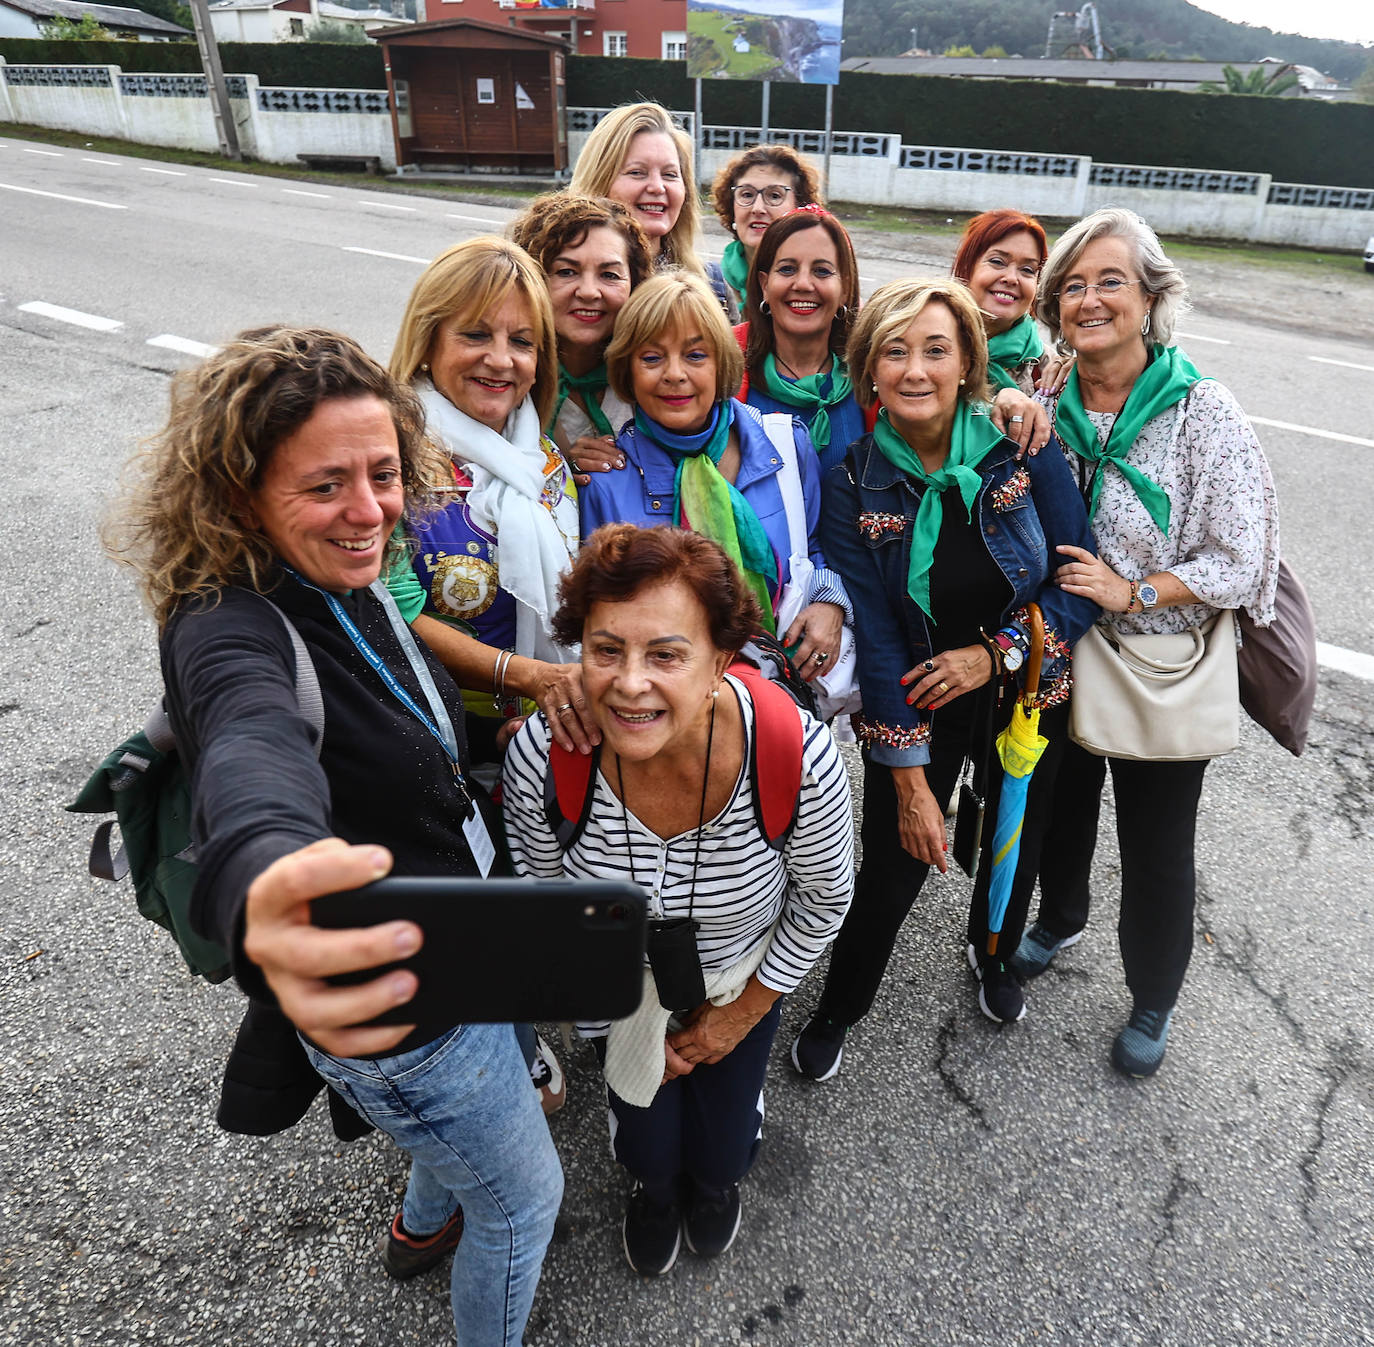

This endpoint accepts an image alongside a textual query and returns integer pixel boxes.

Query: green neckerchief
[871,402,1005,621]
[633,403,778,631]
[757,352,854,450]
[546,361,614,439]
[1054,343,1201,537]
[986,314,1044,392]
[721,238,750,304]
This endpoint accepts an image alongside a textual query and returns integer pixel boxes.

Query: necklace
[775,351,832,381]
[615,698,717,916]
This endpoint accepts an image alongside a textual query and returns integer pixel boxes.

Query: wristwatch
[1137,581,1159,611]
[992,628,1026,673]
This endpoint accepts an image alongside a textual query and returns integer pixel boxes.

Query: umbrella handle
[1022,603,1046,708]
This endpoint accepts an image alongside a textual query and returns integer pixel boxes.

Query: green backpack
[67,601,323,983]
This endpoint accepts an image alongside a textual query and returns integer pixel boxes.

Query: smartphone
[952,782,985,878]
[312,877,647,1025]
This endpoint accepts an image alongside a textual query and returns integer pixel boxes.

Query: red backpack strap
[727,662,803,850]
[544,738,600,850]
[864,399,881,433]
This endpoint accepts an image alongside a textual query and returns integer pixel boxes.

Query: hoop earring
[1140,312,1152,338]
[836,305,849,320]
[759,300,771,316]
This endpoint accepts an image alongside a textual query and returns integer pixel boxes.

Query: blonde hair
[604,271,744,406]
[107,326,447,627]
[568,102,704,278]
[847,277,991,409]
[389,236,558,427]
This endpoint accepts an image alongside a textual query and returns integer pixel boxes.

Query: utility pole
[187,0,241,161]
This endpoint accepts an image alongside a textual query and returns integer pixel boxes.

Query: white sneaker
[529,1034,566,1115]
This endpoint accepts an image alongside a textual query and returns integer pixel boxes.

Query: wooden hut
[374,19,569,173]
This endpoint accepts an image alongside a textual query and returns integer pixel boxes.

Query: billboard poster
[687,0,844,85]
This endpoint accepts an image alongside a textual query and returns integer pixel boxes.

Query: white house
[207,0,410,43]
[0,0,189,39]
[732,32,748,54]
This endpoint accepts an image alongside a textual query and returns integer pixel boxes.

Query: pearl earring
[420,362,430,373]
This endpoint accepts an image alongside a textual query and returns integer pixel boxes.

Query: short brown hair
[553,523,761,652]
[846,278,991,409]
[108,326,447,627]
[509,192,653,292]
[389,236,558,428]
[744,210,858,376]
[604,271,744,406]
[711,144,823,231]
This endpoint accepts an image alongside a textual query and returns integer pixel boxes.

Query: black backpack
[67,600,323,983]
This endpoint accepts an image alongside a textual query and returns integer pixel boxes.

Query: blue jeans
[301,1023,563,1347]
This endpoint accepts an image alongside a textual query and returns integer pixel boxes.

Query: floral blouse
[1053,379,1280,637]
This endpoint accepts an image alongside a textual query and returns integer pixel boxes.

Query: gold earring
[420,362,430,373]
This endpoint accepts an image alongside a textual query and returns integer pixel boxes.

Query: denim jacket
[821,431,1100,767]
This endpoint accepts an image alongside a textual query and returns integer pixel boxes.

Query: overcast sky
[1186,0,1374,46]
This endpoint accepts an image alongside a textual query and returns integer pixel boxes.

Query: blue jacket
[581,401,852,618]
[822,431,1099,766]
[742,383,866,477]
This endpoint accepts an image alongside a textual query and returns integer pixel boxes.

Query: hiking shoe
[530,1033,566,1115]
[790,1012,846,1081]
[1112,1006,1173,1078]
[967,944,1026,1024]
[379,1206,464,1280]
[683,1183,742,1258]
[622,1183,681,1276]
[1010,922,1083,980]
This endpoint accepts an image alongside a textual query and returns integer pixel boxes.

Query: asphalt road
[2,140,1372,1347]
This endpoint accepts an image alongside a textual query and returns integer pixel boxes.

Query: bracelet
[977,629,1003,678]
[491,648,514,710]
[1126,579,1140,614]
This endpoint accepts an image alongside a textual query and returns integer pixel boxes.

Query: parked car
[1366,235,1374,274]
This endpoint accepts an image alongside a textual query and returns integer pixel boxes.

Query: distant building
[419,0,687,62]
[207,0,411,42]
[0,0,189,39]
[840,54,1344,98]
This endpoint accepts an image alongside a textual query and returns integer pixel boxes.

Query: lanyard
[282,567,471,811]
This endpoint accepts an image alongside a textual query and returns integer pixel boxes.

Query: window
[603,30,628,57]
[288,16,303,35]
[662,30,687,61]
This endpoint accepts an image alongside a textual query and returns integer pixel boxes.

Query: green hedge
[0,38,385,88]
[568,58,1374,190]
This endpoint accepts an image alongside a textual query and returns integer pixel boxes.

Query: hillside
[842,0,1369,82]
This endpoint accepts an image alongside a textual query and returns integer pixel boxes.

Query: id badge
[462,807,496,878]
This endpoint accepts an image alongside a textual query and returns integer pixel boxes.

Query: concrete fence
[3,65,1370,250]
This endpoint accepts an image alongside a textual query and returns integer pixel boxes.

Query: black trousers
[594,999,781,1202]
[1033,739,1208,1012]
[817,694,1070,1028]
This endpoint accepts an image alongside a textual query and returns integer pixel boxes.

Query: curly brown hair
[552,524,761,652]
[107,326,448,627]
[509,192,653,292]
[710,144,823,232]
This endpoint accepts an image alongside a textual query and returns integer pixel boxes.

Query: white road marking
[1308,355,1374,374]
[140,166,185,177]
[82,157,121,167]
[22,147,62,158]
[446,211,506,225]
[366,201,417,212]
[18,300,123,332]
[342,245,428,264]
[0,181,127,210]
[1317,642,1374,683]
[284,188,331,199]
[1175,331,1232,345]
[210,178,258,188]
[147,333,218,358]
[1250,416,1374,449]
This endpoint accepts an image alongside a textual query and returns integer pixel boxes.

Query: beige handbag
[1068,609,1238,762]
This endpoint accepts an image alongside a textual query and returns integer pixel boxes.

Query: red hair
[952,209,1048,283]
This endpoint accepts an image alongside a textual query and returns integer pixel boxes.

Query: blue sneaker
[1009,922,1083,979]
[1112,1006,1173,1078]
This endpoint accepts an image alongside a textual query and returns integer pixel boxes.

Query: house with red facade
[418,0,685,61]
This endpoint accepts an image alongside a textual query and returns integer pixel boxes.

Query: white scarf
[417,379,575,664]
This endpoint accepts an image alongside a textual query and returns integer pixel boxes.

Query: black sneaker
[379,1206,464,1280]
[967,944,1026,1024]
[790,1011,846,1081]
[1010,922,1083,979]
[1112,1006,1173,1078]
[683,1183,742,1258]
[622,1182,681,1276]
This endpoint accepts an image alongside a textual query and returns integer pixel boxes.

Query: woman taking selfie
[503,524,853,1275]
[112,326,563,1346]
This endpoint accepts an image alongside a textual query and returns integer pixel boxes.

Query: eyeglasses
[732,184,794,208]
[1055,279,1141,302]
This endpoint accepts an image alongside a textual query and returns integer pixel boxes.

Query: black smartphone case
[952,783,985,878]
[313,877,648,1025]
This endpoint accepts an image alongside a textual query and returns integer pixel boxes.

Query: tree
[941,44,977,58]
[304,18,369,43]
[1198,63,1300,96]
[39,13,112,38]
[981,45,1009,59]
[1354,54,1374,105]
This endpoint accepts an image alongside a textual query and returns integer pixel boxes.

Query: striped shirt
[502,673,855,1032]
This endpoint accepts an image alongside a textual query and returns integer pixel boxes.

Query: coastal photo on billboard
[687,0,844,84]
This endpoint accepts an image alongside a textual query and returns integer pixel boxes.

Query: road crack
[933,1012,990,1132]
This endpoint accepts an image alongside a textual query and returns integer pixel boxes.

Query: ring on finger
[555,702,574,715]
[1010,414,1025,424]
[814,651,829,665]
[922,660,935,672]
[937,680,949,694]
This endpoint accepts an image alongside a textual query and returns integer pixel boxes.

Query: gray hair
[1035,207,1190,351]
